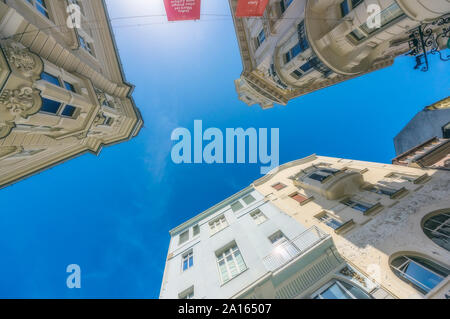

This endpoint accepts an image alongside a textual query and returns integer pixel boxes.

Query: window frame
[181,250,194,272]
[216,243,247,284]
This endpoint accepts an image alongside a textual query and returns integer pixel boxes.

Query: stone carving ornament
[3,44,43,80]
[0,86,42,139]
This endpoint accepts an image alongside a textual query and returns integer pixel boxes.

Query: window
[342,198,373,213]
[280,0,293,14]
[290,69,303,80]
[178,286,194,299]
[422,212,450,252]
[390,255,450,294]
[347,3,405,43]
[269,231,286,244]
[78,35,95,56]
[308,173,328,182]
[366,185,398,197]
[442,122,450,138]
[289,192,310,205]
[387,172,422,183]
[316,213,342,230]
[256,29,266,48]
[242,194,256,205]
[350,0,363,9]
[216,243,247,284]
[40,97,62,114]
[230,201,244,212]
[40,97,79,118]
[360,3,404,35]
[41,72,61,86]
[340,1,349,17]
[272,182,286,191]
[250,209,267,225]
[209,215,228,235]
[64,81,76,92]
[179,230,189,245]
[193,225,200,237]
[308,168,339,182]
[313,280,371,299]
[284,43,302,64]
[60,105,77,118]
[27,0,50,19]
[182,250,194,271]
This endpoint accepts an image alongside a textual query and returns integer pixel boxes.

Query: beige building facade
[253,154,450,298]
[0,0,142,189]
[229,0,450,108]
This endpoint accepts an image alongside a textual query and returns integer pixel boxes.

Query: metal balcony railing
[262,226,329,272]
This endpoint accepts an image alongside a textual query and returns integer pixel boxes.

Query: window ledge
[390,187,408,200]
[334,219,355,234]
[363,203,384,216]
[299,196,314,206]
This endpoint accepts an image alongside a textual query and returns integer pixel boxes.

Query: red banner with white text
[163,0,201,21]
[235,0,269,17]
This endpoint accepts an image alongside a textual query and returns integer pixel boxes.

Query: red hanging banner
[163,0,201,21]
[235,0,269,17]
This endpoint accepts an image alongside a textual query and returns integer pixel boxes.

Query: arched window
[422,211,450,251]
[390,255,450,294]
[312,279,371,299]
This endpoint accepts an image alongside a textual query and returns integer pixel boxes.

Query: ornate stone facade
[0,0,142,188]
[228,0,450,108]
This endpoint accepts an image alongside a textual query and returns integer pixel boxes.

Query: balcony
[262,226,329,272]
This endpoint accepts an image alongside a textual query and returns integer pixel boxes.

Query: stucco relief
[3,43,43,80]
[0,86,42,139]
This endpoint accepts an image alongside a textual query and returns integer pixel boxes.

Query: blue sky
[0,0,448,298]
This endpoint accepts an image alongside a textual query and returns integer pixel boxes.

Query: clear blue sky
[0,0,448,298]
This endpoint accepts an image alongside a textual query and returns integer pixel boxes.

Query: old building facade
[0,0,142,188]
[253,154,450,298]
[229,0,450,108]
[160,186,398,299]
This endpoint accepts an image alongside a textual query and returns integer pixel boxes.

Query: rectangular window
[269,231,286,244]
[64,81,76,92]
[342,198,372,213]
[340,1,349,17]
[366,185,397,197]
[256,29,266,48]
[242,194,256,205]
[360,3,405,35]
[209,215,228,235]
[230,201,244,212]
[216,243,247,284]
[60,105,77,118]
[299,60,314,72]
[351,0,363,9]
[289,192,309,204]
[182,250,194,271]
[28,0,50,19]
[78,35,95,56]
[41,72,61,86]
[280,0,293,14]
[250,209,267,225]
[290,69,303,80]
[316,213,342,230]
[308,172,328,182]
[272,182,286,191]
[40,98,62,114]
[284,43,302,64]
[348,29,367,42]
[179,230,189,245]
[193,225,200,237]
